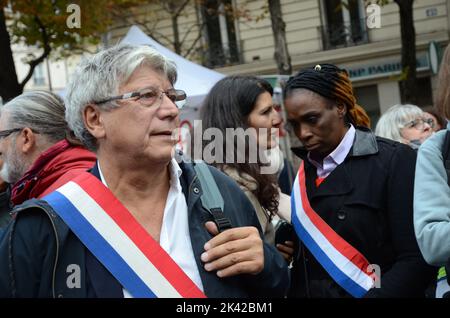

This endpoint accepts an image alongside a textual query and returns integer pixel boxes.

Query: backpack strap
[193,161,232,232]
[442,130,450,184]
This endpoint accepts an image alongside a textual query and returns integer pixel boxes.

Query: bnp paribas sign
[346,55,430,81]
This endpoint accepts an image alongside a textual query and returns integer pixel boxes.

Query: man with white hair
[0,44,289,298]
[0,90,96,213]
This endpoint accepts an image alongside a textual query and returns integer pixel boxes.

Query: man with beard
[0,91,96,223]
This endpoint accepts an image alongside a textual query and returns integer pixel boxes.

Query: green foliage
[3,0,116,60]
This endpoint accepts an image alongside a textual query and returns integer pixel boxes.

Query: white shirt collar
[308,124,355,167]
[97,158,182,189]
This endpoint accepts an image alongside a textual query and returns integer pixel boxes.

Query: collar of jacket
[291,127,379,160]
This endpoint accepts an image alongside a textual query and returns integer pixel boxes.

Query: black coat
[0,187,11,230]
[0,160,289,298]
[289,128,435,298]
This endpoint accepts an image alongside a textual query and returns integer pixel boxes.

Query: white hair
[65,44,178,151]
[375,104,424,143]
[1,90,67,143]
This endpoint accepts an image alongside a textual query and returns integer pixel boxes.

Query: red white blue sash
[291,162,375,297]
[43,172,206,298]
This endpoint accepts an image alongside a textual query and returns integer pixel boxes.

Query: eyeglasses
[93,87,187,109]
[0,128,23,139]
[404,118,435,130]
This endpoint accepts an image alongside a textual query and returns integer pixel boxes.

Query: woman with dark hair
[284,63,433,297]
[200,75,294,261]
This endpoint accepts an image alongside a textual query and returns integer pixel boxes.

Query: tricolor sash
[43,172,206,298]
[291,162,375,297]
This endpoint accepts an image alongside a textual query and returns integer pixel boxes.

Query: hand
[276,241,294,263]
[201,221,264,278]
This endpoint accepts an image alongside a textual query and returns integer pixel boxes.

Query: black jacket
[0,160,289,298]
[288,128,435,298]
[0,187,11,230]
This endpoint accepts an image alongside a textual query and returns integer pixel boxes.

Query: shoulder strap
[193,161,232,232]
[442,130,450,185]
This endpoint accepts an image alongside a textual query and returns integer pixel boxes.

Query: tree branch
[183,28,204,57]
[19,15,51,90]
[174,0,191,18]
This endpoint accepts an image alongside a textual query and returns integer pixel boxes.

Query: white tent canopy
[121,25,225,112]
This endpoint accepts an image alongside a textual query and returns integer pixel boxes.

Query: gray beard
[0,154,26,185]
[0,161,13,184]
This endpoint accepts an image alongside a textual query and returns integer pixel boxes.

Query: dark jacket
[0,187,11,230]
[288,127,435,298]
[0,159,289,298]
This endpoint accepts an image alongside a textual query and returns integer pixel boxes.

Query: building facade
[13,0,450,126]
[213,0,449,125]
[105,0,450,125]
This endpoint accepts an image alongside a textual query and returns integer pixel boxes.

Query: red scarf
[11,139,96,205]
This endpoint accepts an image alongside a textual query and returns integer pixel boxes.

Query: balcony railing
[320,18,369,50]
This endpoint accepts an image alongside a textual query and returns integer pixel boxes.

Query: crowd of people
[0,42,448,298]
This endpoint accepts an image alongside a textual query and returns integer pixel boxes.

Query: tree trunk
[171,14,181,54]
[0,9,22,103]
[395,0,417,104]
[268,0,292,75]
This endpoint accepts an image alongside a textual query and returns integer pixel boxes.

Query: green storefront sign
[347,55,429,80]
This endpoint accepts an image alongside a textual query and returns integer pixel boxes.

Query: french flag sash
[43,172,206,298]
[291,162,375,298]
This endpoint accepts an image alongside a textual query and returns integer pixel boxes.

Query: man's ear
[336,103,346,118]
[83,104,106,139]
[20,128,37,154]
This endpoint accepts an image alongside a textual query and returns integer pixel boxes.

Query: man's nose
[158,94,179,118]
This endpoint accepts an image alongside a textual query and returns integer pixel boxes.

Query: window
[33,63,45,86]
[320,0,368,50]
[201,0,240,68]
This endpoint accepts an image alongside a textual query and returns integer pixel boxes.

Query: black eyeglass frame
[0,127,41,139]
[0,128,23,139]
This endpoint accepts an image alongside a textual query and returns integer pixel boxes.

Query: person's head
[200,75,280,215]
[65,44,184,166]
[283,63,370,158]
[422,106,446,132]
[375,104,432,147]
[0,91,67,184]
[436,43,450,121]
[201,75,281,149]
